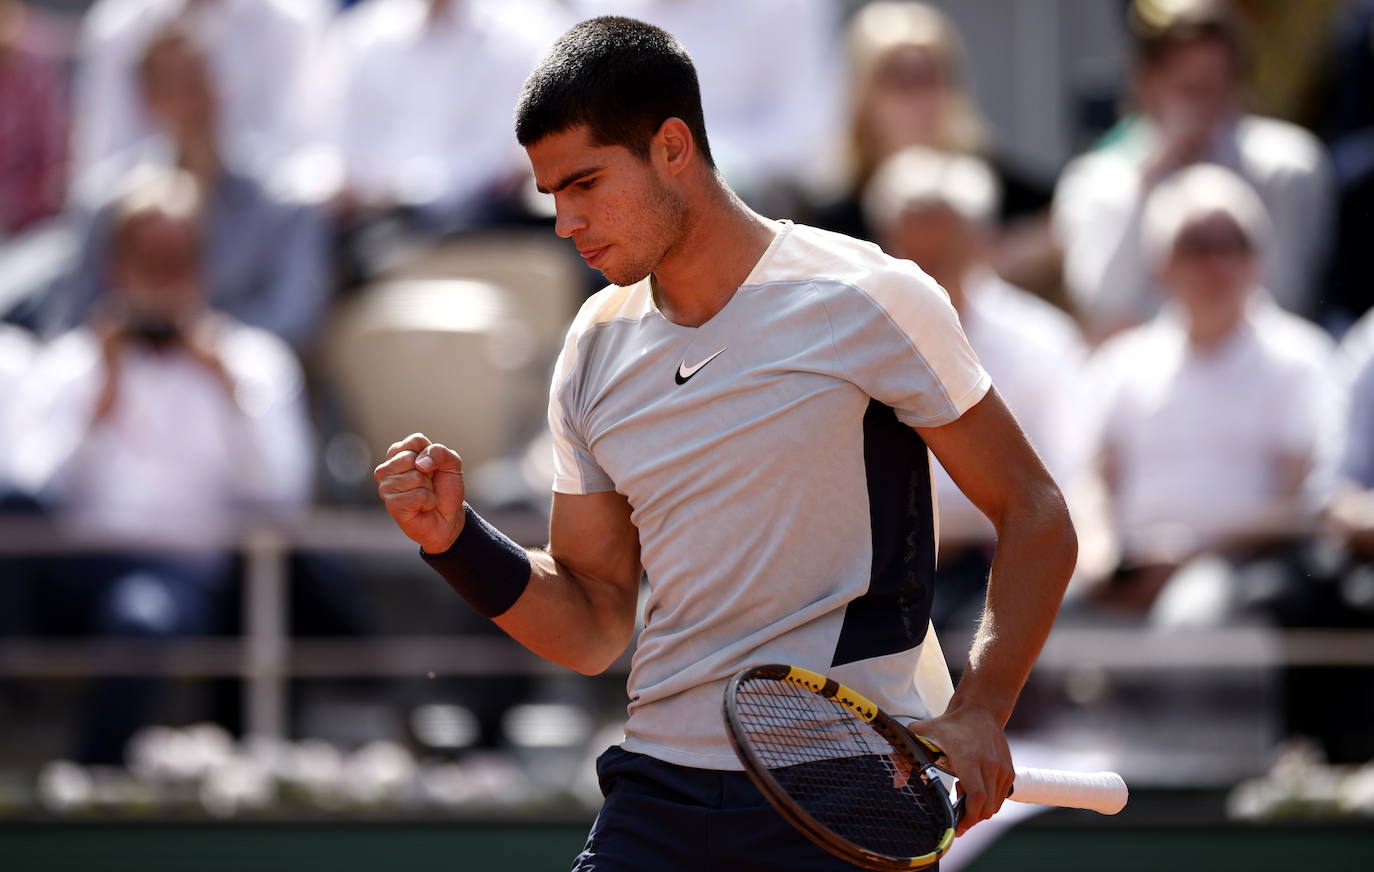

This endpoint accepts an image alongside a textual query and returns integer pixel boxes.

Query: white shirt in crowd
[0,326,36,493]
[564,0,843,193]
[1053,116,1335,332]
[6,317,314,546]
[71,0,330,208]
[1084,293,1340,561]
[933,270,1088,543]
[315,0,557,217]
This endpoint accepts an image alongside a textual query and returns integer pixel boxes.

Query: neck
[176,132,221,186]
[1186,306,1245,352]
[651,179,775,328]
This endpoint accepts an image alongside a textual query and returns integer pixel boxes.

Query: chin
[602,262,653,288]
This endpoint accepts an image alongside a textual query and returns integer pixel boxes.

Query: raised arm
[375,433,641,675]
[914,388,1077,834]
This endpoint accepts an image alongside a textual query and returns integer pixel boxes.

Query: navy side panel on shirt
[831,400,937,668]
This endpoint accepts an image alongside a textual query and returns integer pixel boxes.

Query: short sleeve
[819,267,991,428]
[547,330,615,495]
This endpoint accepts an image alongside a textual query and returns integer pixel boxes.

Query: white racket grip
[1010,767,1128,815]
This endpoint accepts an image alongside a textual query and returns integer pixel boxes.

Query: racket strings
[735,677,949,859]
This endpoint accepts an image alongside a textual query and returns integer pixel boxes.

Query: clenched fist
[374,432,467,554]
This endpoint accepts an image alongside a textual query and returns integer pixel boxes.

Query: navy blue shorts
[571,745,931,871]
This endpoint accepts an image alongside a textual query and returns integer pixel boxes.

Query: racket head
[723,664,956,871]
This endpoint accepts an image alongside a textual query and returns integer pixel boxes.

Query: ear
[653,117,695,178]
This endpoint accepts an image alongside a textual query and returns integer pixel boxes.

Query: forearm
[951,486,1077,725]
[422,499,640,676]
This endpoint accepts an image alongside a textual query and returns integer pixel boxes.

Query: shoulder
[1054,147,1138,200]
[552,281,655,387]
[1088,318,1169,378]
[1251,301,1334,371]
[26,327,99,387]
[1337,309,1374,386]
[565,281,655,340]
[972,274,1085,356]
[1235,116,1329,177]
[217,318,305,388]
[753,222,953,316]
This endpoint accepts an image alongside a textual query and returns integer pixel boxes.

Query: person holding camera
[5,165,313,765]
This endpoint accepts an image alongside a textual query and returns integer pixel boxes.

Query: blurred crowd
[0,0,1372,774]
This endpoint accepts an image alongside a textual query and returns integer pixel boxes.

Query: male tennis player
[375,17,1076,870]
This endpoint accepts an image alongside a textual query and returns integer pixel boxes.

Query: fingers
[375,438,462,480]
[380,484,438,517]
[953,754,1013,836]
[386,432,432,460]
[376,469,429,496]
[912,712,1014,837]
[415,442,462,475]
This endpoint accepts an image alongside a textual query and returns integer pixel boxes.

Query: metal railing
[2,511,1371,743]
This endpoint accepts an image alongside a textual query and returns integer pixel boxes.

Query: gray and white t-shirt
[549,220,991,769]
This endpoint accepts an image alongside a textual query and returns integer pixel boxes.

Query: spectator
[58,23,330,352]
[566,0,842,210]
[0,0,69,237]
[0,323,37,637]
[864,146,1090,629]
[810,1,1051,248]
[1331,310,1374,561]
[1082,164,1340,624]
[70,0,329,209]
[0,321,33,492]
[6,166,313,763]
[1053,4,1334,338]
[316,0,556,233]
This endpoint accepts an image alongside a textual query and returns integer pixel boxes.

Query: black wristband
[419,504,531,618]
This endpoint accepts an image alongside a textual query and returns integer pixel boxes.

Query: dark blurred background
[0,1,1372,869]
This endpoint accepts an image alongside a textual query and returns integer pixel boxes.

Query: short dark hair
[515,16,715,168]
[1131,4,1249,80]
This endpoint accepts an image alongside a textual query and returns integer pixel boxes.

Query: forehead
[525,125,638,190]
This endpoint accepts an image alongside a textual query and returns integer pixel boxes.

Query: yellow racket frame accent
[768,665,956,869]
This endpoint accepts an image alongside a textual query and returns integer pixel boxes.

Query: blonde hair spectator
[844,2,988,191]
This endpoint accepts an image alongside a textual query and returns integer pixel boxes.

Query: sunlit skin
[524,121,775,327]
[377,113,1079,840]
[1138,37,1242,184]
[111,213,202,320]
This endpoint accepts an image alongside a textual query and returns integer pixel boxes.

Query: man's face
[1140,38,1239,141]
[885,203,978,295]
[112,213,202,319]
[526,125,685,287]
[1161,211,1257,320]
[140,39,217,140]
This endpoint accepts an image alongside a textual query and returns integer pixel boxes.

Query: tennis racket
[723,664,1128,871]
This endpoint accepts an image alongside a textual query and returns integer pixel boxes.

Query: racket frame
[723,664,956,871]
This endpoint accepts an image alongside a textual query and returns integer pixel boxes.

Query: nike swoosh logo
[675,347,727,385]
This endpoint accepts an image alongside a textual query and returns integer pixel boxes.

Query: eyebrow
[536,165,603,195]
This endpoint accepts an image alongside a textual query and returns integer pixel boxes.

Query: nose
[553,197,587,239]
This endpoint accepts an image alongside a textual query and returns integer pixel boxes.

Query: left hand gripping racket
[723,664,1128,871]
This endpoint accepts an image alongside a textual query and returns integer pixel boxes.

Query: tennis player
[374,17,1076,871]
